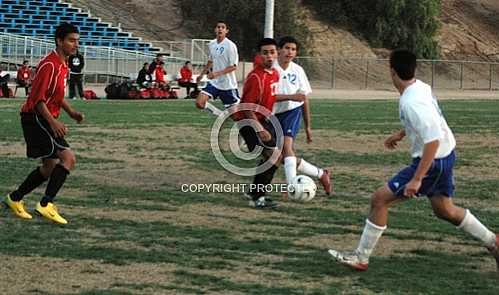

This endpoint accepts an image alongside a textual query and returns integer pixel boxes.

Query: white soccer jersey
[399,80,456,159]
[272,61,312,114]
[207,38,239,90]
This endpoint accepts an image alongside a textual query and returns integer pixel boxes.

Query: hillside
[67,0,499,61]
[439,0,499,61]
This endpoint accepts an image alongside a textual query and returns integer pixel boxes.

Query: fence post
[490,63,493,91]
[365,59,369,89]
[242,61,246,83]
[331,57,336,89]
[431,60,436,88]
[459,62,464,89]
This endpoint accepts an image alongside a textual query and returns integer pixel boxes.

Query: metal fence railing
[0,32,190,84]
[2,32,498,90]
[294,57,499,90]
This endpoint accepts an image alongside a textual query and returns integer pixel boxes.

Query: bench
[1,70,30,97]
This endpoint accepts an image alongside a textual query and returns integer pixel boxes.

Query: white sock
[297,159,323,179]
[355,219,387,262]
[204,102,223,116]
[283,157,297,184]
[458,209,496,248]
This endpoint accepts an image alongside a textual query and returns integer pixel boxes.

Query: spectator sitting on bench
[137,62,152,89]
[15,60,32,97]
[148,53,164,75]
[155,62,169,89]
[178,61,199,98]
[0,65,11,98]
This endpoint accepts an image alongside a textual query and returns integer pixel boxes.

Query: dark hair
[216,20,227,26]
[257,38,277,51]
[156,53,163,58]
[143,62,149,66]
[278,36,299,50]
[184,61,191,66]
[23,60,29,64]
[54,23,79,45]
[390,49,417,80]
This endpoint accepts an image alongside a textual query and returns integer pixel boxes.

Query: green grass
[1,98,498,294]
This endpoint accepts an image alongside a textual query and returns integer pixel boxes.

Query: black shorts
[21,113,69,159]
[239,119,277,153]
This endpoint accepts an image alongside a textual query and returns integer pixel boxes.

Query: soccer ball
[288,175,317,202]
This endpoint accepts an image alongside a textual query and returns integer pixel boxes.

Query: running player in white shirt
[328,49,498,271]
[195,21,240,116]
[273,36,331,195]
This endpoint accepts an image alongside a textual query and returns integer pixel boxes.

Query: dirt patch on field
[0,255,178,295]
[294,130,410,154]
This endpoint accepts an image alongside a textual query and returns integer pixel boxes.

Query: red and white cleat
[328,249,369,271]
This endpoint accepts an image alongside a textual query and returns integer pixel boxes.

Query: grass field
[0,98,498,295]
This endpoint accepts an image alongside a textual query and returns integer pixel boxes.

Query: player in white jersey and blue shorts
[195,21,240,116]
[328,49,499,271]
[272,37,332,195]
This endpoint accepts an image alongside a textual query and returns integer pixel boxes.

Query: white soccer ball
[288,175,317,202]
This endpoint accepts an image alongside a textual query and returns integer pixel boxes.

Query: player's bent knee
[370,189,390,210]
[195,99,205,109]
[60,151,76,170]
[195,95,208,109]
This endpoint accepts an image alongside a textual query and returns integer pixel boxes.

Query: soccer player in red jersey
[15,60,32,97]
[238,38,281,209]
[4,23,84,224]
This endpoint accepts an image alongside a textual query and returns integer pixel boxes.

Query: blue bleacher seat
[0,0,157,52]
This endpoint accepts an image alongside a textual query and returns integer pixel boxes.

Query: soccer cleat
[249,196,278,209]
[488,234,499,271]
[5,194,32,219]
[35,202,68,224]
[328,249,369,271]
[320,169,332,195]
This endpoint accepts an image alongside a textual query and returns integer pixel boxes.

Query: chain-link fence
[3,31,499,90]
[295,57,499,90]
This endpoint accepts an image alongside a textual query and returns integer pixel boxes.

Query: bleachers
[0,0,160,53]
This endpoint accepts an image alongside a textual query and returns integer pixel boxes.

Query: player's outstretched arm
[61,99,84,124]
[275,93,306,102]
[197,61,213,83]
[384,129,406,150]
[209,65,237,80]
[302,96,312,143]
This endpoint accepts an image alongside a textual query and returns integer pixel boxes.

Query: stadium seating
[0,0,159,53]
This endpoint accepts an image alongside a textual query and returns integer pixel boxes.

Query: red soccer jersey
[179,66,192,83]
[17,67,32,81]
[155,67,166,83]
[241,65,279,121]
[21,51,68,118]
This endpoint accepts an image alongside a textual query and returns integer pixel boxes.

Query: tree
[178,0,310,60]
[303,0,441,59]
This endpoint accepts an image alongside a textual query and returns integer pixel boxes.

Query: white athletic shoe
[328,249,369,271]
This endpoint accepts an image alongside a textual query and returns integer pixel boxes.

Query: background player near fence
[272,36,332,196]
[195,21,240,116]
[4,23,84,225]
[178,61,199,98]
[328,49,499,271]
[15,60,32,97]
[136,62,152,88]
[68,49,85,99]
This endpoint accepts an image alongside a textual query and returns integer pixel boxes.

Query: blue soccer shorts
[275,106,302,139]
[388,150,456,198]
[201,82,240,108]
